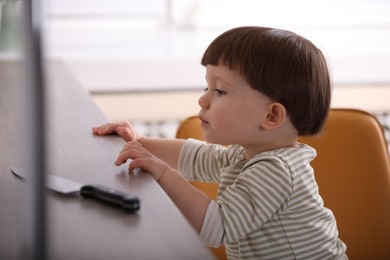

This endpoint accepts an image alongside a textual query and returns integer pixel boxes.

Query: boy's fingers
[128,160,142,173]
[115,155,127,166]
[115,145,139,166]
[92,125,110,135]
[117,127,133,142]
[101,125,117,134]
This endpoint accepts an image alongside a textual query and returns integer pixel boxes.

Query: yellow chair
[298,108,390,259]
[176,109,390,259]
[176,115,226,260]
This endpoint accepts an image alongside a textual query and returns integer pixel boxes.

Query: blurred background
[1,0,389,142]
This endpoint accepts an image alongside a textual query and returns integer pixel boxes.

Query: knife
[10,167,140,212]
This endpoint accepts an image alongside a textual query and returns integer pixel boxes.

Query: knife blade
[10,167,140,212]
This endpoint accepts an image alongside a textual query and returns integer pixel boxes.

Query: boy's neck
[243,122,299,159]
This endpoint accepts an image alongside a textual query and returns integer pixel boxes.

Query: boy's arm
[124,137,212,233]
[92,121,186,170]
[157,167,211,232]
[138,137,186,171]
[116,140,210,232]
[94,122,210,231]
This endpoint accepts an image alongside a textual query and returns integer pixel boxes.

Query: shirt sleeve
[200,200,224,247]
[178,138,232,183]
[178,138,205,180]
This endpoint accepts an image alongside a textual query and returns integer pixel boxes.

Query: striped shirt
[179,139,347,260]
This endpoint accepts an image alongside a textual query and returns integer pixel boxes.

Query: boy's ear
[261,102,286,130]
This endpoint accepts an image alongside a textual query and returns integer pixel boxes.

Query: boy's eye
[214,89,226,96]
[203,86,226,96]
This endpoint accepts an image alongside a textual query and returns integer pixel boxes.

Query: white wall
[42,0,390,92]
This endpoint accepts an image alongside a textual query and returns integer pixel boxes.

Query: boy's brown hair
[201,26,331,136]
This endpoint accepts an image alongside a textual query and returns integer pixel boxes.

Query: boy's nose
[198,92,209,109]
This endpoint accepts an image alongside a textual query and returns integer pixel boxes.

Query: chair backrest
[176,109,390,259]
[176,115,205,140]
[298,108,390,259]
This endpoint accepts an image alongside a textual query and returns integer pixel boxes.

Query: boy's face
[198,65,272,147]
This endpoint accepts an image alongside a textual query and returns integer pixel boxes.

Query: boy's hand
[115,140,170,182]
[92,121,140,142]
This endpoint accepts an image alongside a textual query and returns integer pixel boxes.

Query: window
[43,0,390,92]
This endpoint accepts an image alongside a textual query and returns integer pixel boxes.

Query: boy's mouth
[199,117,209,127]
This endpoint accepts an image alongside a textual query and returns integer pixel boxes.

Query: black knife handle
[80,184,140,212]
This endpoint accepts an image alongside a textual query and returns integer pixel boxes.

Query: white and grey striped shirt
[179,139,347,260]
